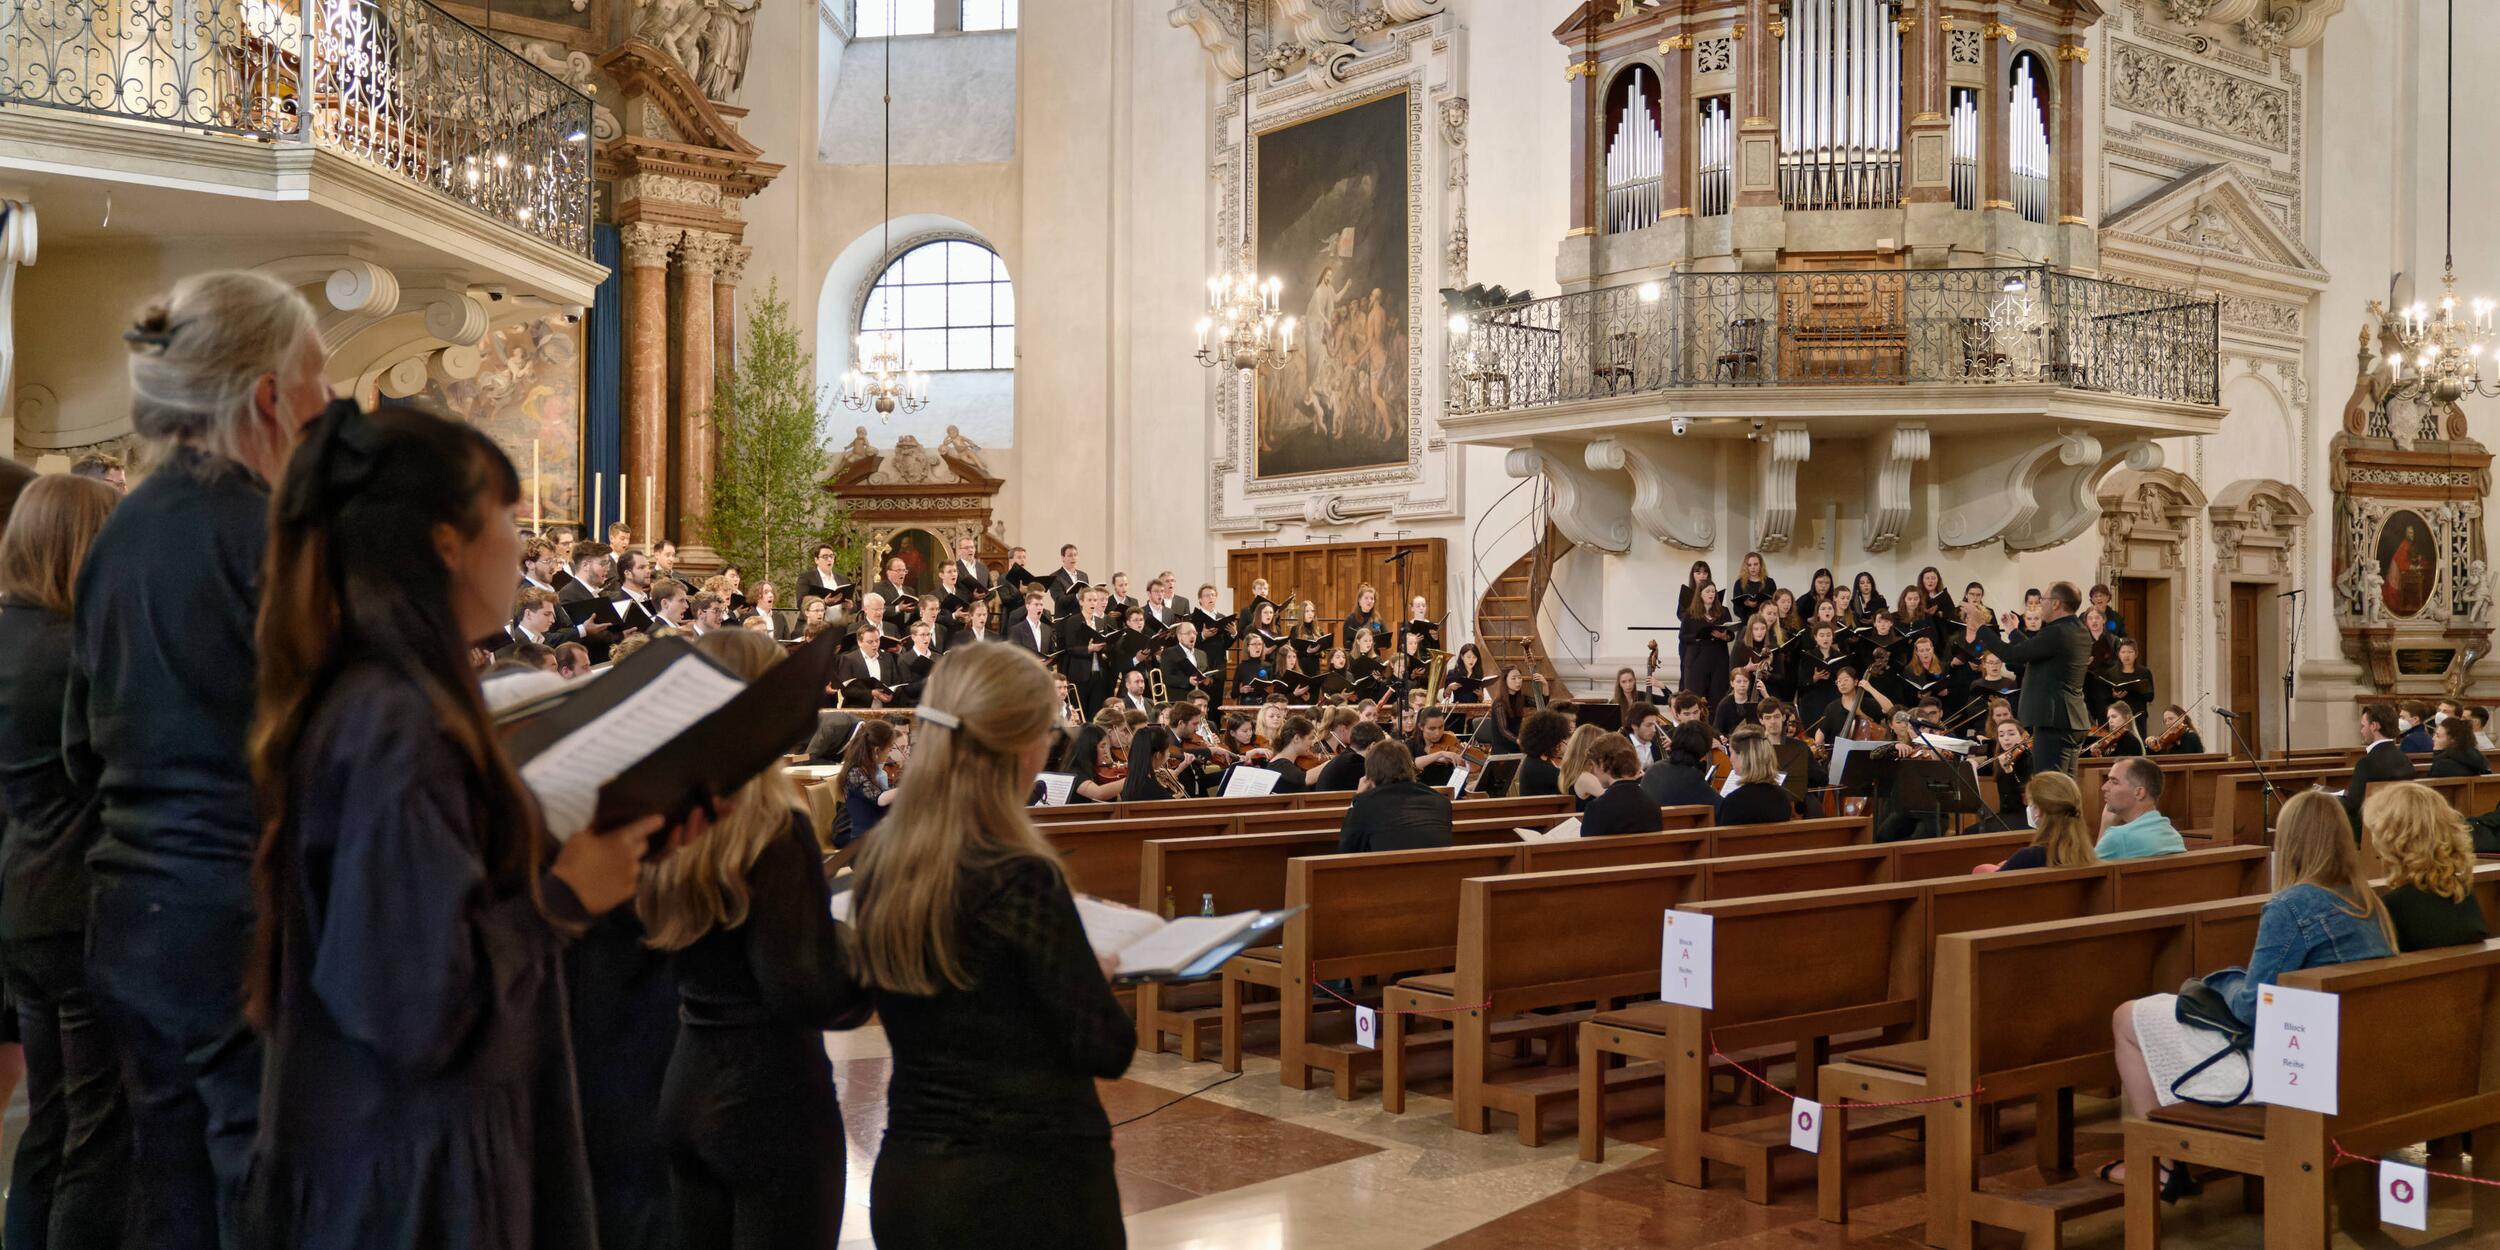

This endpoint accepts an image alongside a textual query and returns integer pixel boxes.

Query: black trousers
[871,1137,1123,1250]
[662,1027,847,1250]
[5,932,127,1250]
[2030,725,2081,780]
[86,880,260,1250]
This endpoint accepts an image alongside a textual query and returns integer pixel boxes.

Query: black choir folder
[500,630,843,848]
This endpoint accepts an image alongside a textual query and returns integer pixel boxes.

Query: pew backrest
[1457,861,1708,1012]
[1285,842,1528,980]
[2276,939,2500,1149]
[1929,909,2201,1099]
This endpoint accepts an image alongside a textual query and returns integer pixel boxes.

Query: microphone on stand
[2212,708,2240,721]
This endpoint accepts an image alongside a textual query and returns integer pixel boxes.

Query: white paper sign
[2252,984,2339,1114]
[2379,1159,2428,1230]
[1660,910,1715,1008]
[1353,1005,1379,1050]
[1790,1098,1823,1155]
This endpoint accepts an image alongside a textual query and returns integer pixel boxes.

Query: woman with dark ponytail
[242,403,693,1250]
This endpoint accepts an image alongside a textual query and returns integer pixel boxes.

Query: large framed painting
[415,317,585,527]
[1252,86,1412,480]
[2375,508,2439,619]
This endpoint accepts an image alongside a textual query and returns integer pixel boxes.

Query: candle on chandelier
[530,440,541,531]
[1195,317,1211,351]
[593,472,603,536]
[644,474,654,550]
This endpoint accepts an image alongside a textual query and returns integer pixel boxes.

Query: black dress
[660,814,867,1250]
[870,856,1133,1249]
[1678,608,1733,703]
[247,661,599,1250]
[1581,780,1665,837]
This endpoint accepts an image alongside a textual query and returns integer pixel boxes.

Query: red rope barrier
[2331,1141,2500,1187]
[1707,1035,1984,1109]
[1309,974,1489,1016]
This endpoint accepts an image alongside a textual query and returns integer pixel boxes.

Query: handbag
[2168,975,2255,1107]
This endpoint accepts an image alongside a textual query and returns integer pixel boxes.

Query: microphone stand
[2277,587,2303,758]
[1908,721,2000,835]
[2215,710,2283,835]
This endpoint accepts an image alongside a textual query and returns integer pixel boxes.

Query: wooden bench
[2122,939,2500,1248]
[1380,830,2029,1148]
[1573,848,2269,1197]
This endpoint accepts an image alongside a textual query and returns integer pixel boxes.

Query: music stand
[1894,758,1989,835]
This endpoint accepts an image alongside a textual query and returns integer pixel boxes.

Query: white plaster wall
[819,31,1017,165]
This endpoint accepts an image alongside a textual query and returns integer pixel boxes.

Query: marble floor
[824,1028,2495,1249]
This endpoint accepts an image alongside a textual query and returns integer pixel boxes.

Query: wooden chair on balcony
[1714,317,1767,381]
[1594,329,1638,395]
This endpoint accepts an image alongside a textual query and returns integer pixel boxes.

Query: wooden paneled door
[2229,583,2265,759]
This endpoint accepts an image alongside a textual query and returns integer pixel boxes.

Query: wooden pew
[2121,940,2500,1248]
[1570,848,2268,1192]
[1377,831,2033,1149]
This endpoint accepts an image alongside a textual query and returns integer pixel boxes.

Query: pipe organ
[1777,0,1899,211]
[1560,0,2092,277]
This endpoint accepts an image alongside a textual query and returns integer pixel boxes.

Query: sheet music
[1719,769,1745,797]
[517,658,748,837]
[1074,896,1167,956]
[1516,816,1583,843]
[1222,766,1281,798]
[1447,765,1469,798]
[1034,772,1076,806]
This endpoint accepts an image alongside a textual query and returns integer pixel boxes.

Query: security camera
[1671,417,1690,436]
[1749,418,1764,439]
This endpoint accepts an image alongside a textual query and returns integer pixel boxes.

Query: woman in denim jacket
[2103,791,2395,1199]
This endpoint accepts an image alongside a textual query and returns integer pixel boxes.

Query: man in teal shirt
[2096,757,2185,859]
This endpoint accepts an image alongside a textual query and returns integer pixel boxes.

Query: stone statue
[936,424,989,476]
[836,425,878,476]
[882,435,941,485]
[2461,558,2493,622]
[694,0,760,101]
[636,0,709,75]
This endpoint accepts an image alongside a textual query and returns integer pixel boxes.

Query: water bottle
[1200,892,1216,917]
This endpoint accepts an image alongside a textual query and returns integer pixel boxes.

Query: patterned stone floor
[825,1027,2499,1248]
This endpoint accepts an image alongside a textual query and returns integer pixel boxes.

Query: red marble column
[2056,44,2085,222]
[1981,23,2009,211]
[674,231,723,548]
[618,221,679,550]
[714,243,748,376]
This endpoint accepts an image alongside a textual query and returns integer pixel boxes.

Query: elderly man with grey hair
[63,269,330,1249]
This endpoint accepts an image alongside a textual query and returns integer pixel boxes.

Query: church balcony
[1440,266,2225,558]
[0,0,602,304]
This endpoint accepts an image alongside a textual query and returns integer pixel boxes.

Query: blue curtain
[583,223,625,536]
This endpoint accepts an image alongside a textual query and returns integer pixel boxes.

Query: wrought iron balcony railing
[1445,266,2221,416]
[0,0,593,255]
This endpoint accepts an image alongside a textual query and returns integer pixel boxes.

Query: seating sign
[2379,1159,2428,1231]
[2252,985,2338,1114]
[1660,910,1714,1009]
[1354,1005,1379,1050]
[1790,1097,1823,1155]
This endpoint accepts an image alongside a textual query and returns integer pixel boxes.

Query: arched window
[860,238,1015,372]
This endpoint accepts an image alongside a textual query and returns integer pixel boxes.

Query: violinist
[2149,703,2206,756]
[1406,706,1466,787]
[2084,701,2145,758]
[1312,722,1384,792]
[1165,702,1220,797]
[1119,725,1186,802]
[1976,720,2035,827]
[1875,709,1943,844]
[1712,668,1762,736]
[1624,701,1668,768]
[1264,715,1319,795]
[1056,723,1125,804]
[839,718,901,844]
[1811,666,1896,758]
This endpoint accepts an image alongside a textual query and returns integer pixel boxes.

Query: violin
[2146,719,2191,754]
[1151,748,1186,795]
[1292,749,1324,772]
[2084,721,2132,758]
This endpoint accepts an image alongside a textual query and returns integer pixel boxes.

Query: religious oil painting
[884,527,944,595]
[1253,87,1411,480]
[2375,509,2438,619]
[416,317,584,527]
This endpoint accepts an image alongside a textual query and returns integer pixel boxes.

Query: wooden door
[2229,584,2264,759]
[2115,578,2153,652]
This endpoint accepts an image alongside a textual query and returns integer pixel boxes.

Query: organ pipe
[2009,53,2050,224]
[1697,95,1732,216]
[1604,65,1666,233]
[1776,0,1901,211]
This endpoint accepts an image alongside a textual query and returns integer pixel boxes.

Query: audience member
[2427,715,2490,777]
[1640,721,1721,809]
[2093,758,2183,861]
[1985,772,2097,871]
[1335,741,1454,853]
[2363,781,2490,951]
[2343,702,2416,832]
[1579,736,1662,837]
[1712,728,1794,825]
[1514,710,1571,797]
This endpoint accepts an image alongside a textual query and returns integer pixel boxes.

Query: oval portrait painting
[2374,509,2439,619]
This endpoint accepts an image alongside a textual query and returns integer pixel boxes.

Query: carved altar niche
[2329,354,2492,693]
[2207,478,2307,584]
[822,427,1009,581]
[2096,467,2208,585]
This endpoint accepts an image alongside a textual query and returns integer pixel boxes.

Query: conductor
[1984,580,2092,776]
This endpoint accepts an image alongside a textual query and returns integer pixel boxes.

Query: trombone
[1148,664,1170,707]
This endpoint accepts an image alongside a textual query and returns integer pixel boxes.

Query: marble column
[2055,44,2085,222]
[619,220,680,550]
[714,243,750,380]
[1980,23,2009,213]
[674,231,725,548]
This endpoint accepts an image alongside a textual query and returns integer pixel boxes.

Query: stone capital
[713,243,753,288]
[620,222,683,270]
[675,231,732,278]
